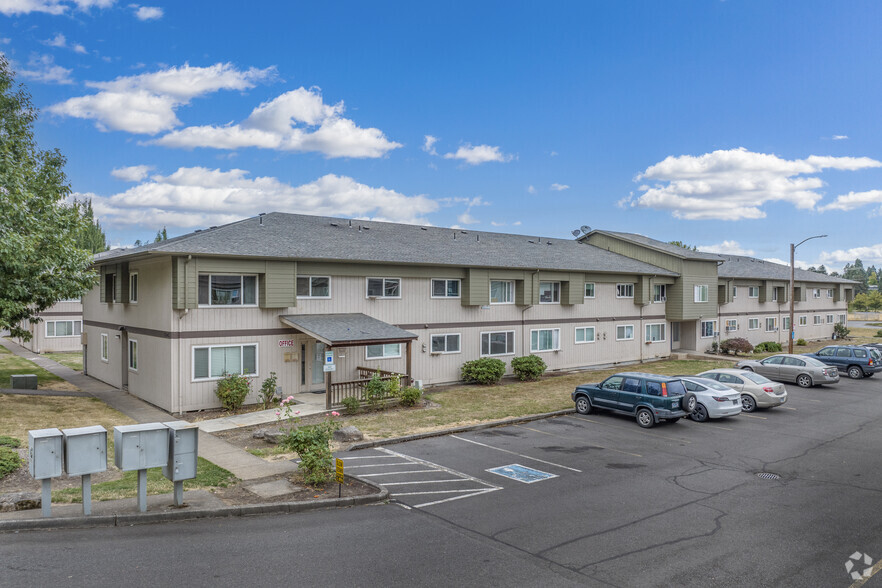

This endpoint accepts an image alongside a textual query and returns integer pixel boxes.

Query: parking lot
[342,375,882,586]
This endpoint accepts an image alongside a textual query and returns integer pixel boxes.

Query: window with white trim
[366,277,400,299]
[431,279,460,298]
[826,314,834,324]
[725,319,737,332]
[732,286,737,298]
[490,281,514,304]
[839,314,847,324]
[616,283,634,298]
[700,320,717,338]
[100,333,108,361]
[584,283,595,298]
[198,274,257,306]
[765,317,777,332]
[783,316,790,330]
[297,276,331,298]
[812,288,821,298]
[128,339,138,371]
[694,285,709,303]
[129,272,138,304]
[827,289,834,298]
[653,285,666,303]
[814,315,823,325]
[616,324,634,341]
[531,328,561,352]
[575,326,595,344]
[645,323,666,342]
[481,331,515,356]
[45,320,82,337]
[799,315,807,326]
[430,333,460,354]
[748,286,759,298]
[539,282,561,304]
[366,343,402,359]
[748,318,759,330]
[193,344,258,380]
[771,288,778,302]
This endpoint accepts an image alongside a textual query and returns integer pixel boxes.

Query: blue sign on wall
[486,464,557,484]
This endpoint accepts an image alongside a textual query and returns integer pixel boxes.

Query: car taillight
[712,396,729,402]
[661,382,668,397]
[763,386,775,393]
[870,359,875,366]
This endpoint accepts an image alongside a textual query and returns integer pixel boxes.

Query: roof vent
[330,222,338,227]
[461,230,467,234]
[453,232,457,240]
[210,226,217,230]
[363,226,370,230]
[528,240,535,244]
[195,229,202,233]
[476,234,480,242]
[420,226,428,231]
[349,219,353,227]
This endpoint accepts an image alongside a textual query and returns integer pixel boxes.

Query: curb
[347,408,576,451]
[0,476,389,533]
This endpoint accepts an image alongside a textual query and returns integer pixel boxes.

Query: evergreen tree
[74,198,108,253]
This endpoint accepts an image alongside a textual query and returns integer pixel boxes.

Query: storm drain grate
[756,472,781,480]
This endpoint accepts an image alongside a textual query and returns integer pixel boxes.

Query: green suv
[572,372,697,428]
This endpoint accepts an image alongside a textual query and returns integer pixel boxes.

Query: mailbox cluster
[27,421,199,517]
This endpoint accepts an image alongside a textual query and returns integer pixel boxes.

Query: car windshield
[803,357,827,367]
[698,380,731,391]
[664,380,686,396]
[741,371,771,384]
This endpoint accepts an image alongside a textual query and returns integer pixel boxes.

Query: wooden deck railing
[327,367,411,408]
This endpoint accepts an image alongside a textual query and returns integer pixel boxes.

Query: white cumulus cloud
[49,62,276,134]
[111,164,154,182]
[630,147,882,220]
[423,135,438,155]
[698,240,755,256]
[818,190,882,213]
[443,143,513,165]
[18,54,73,84]
[131,4,161,20]
[819,245,882,267]
[43,33,87,53]
[550,183,569,191]
[0,0,111,14]
[151,87,401,158]
[832,135,849,140]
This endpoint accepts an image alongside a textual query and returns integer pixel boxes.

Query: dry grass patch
[0,345,73,390]
[43,352,83,372]
[0,394,133,442]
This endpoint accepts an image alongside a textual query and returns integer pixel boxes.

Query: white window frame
[748,286,759,298]
[365,343,402,360]
[192,343,259,381]
[575,326,596,344]
[530,328,561,352]
[297,275,332,299]
[725,319,738,332]
[584,283,595,299]
[783,316,790,330]
[771,288,778,302]
[826,314,834,324]
[748,318,759,330]
[480,330,516,357]
[700,320,717,338]
[198,274,259,307]
[45,320,82,338]
[430,333,461,354]
[653,284,666,303]
[694,285,709,303]
[128,339,138,372]
[827,289,834,298]
[645,323,666,343]
[366,277,401,299]
[489,280,515,305]
[616,283,634,298]
[128,272,138,304]
[100,333,108,362]
[813,288,821,299]
[732,286,737,299]
[538,282,561,304]
[765,317,778,332]
[799,315,808,326]
[814,315,823,325]
[616,324,634,341]
[839,314,847,324]
[430,279,461,299]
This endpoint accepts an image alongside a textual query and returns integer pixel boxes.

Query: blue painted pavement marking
[486,464,558,484]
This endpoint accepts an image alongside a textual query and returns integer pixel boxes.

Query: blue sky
[3,1,882,270]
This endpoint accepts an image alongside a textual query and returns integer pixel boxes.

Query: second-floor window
[297,276,331,298]
[748,286,759,298]
[827,289,834,298]
[653,285,666,303]
[539,282,560,304]
[490,280,514,304]
[431,279,460,298]
[129,272,138,304]
[813,288,821,298]
[694,285,708,303]
[199,274,257,306]
[367,277,400,299]
[584,283,595,298]
[616,284,634,298]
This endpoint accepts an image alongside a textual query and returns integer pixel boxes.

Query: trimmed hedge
[461,358,506,385]
[511,355,547,381]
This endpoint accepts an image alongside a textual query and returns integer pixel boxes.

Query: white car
[678,376,742,422]
[696,369,788,412]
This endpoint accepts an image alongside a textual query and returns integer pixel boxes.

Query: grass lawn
[0,345,71,390]
[341,358,736,439]
[43,351,83,371]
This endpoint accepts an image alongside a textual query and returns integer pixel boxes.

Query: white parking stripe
[450,435,583,473]
[357,469,440,477]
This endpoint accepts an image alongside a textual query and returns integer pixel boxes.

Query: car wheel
[848,366,864,380]
[681,392,697,412]
[691,403,709,422]
[636,407,655,428]
[575,395,592,415]
[741,394,757,412]
[796,374,813,388]
[741,366,754,372]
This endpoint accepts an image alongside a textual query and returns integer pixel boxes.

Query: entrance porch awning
[278,313,418,348]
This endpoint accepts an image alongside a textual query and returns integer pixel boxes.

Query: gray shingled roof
[586,230,726,261]
[279,313,417,346]
[718,254,855,284]
[94,212,678,276]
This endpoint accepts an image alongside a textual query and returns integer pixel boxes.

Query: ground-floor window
[100,333,108,361]
[725,319,737,332]
[128,339,138,371]
[645,323,666,342]
[783,316,790,330]
[799,315,807,326]
[46,320,82,337]
[366,343,402,360]
[839,314,847,324]
[430,334,460,354]
[575,326,595,344]
[765,317,777,332]
[481,331,515,356]
[826,314,834,324]
[531,328,560,352]
[616,324,634,341]
[748,318,759,330]
[193,344,258,380]
[700,320,717,338]
[814,315,823,325]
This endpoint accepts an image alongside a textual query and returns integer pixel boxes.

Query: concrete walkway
[0,338,295,481]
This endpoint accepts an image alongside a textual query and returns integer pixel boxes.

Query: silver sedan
[696,368,788,412]
[734,354,839,388]
[679,376,742,422]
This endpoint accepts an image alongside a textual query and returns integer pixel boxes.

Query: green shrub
[754,341,783,353]
[0,446,21,479]
[387,375,401,397]
[258,371,278,409]
[341,396,361,414]
[720,338,753,356]
[280,420,340,486]
[0,435,21,448]
[215,372,252,411]
[398,386,422,407]
[834,323,850,340]
[796,338,807,346]
[511,355,547,381]
[365,372,390,410]
[876,330,882,338]
[461,358,506,385]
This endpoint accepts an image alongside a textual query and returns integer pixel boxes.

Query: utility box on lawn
[28,428,63,479]
[62,425,107,476]
[12,374,38,389]
[161,421,199,482]
[113,423,169,471]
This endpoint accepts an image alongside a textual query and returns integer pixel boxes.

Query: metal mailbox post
[62,426,107,516]
[28,428,63,517]
[113,423,169,512]
[161,421,199,506]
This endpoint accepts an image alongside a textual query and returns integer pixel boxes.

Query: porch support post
[406,340,412,386]
[325,346,332,409]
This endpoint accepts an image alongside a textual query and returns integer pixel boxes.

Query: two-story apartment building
[11,299,83,354]
[82,214,854,413]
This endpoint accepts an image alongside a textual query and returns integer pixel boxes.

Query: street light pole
[789,234,827,354]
